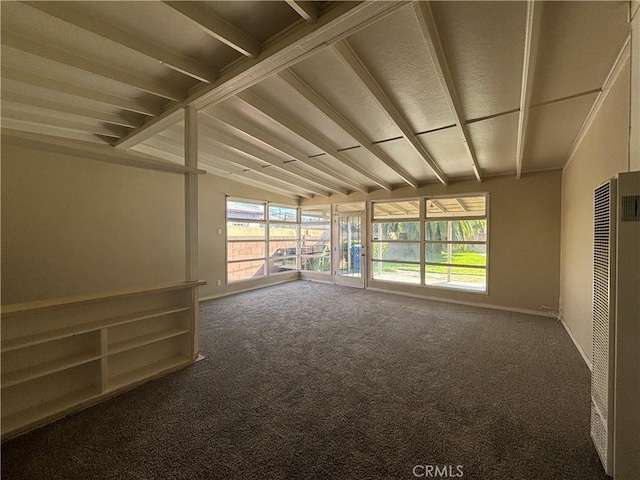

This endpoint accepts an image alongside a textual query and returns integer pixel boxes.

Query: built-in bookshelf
[1,281,205,440]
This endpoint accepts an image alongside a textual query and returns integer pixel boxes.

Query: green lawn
[378,251,486,277]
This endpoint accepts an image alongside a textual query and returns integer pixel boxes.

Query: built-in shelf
[107,354,191,392]
[1,281,205,440]
[1,386,102,434]
[108,327,190,355]
[1,306,190,352]
[2,351,103,388]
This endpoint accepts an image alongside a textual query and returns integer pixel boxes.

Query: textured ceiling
[0,1,631,199]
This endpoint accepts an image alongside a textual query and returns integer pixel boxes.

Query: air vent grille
[621,195,640,222]
[591,402,608,466]
[591,180,614,472]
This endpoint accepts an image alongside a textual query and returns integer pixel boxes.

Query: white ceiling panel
[416,128,472,178]
[201,1,302,45]
[216,97,325,157]
[1,79,146,122]
[429,1,527,120]
[312,155,379,190]
[199,113,301,165]
[2,47,163,105]
[249,77,358,150]
[338,147,406,186]
[525,93,599,171]
[346,4,454,133]
[290,48,401,143]
[375,138,439,184]
[70,1,238,71]
[532,1,629,105]
[1,1,631,193]
[466,112,520,177]
[1,2,195,90]
[1,121,112,145]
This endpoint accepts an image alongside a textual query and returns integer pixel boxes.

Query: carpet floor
[1,281,606,479]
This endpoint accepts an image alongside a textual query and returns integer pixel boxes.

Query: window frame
[299,205,332,275]
[424,193,489,294]
[226,198,300,284]
[370,199,422,286]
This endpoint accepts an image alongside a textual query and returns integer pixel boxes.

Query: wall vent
[591,179,615,475]
[620,195,640,222]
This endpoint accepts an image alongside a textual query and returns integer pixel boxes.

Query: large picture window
[424,194,488,292]
[227,200,267,282]
[268,205,298,274]
[226,200,299,283]
[371,200,421,284]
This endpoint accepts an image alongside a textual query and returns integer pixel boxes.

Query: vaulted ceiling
[1,1,630,199]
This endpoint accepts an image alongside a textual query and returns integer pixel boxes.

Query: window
[226,200,299,283]
[424,194,488,292]
[268,205,298,274]
[371,200,421,284]
[300,205,331,273]
[227,200,267,282]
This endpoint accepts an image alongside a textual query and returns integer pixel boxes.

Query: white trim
[515,0,543,179]
[365,286,555,318]
[199,276,298,302]
[560,317,593,371]
[299,276,334,285]
[564,35,631,172]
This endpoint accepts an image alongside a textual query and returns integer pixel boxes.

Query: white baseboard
[199,277,297,302]
[365,286,556,318]
[560,316,593,371]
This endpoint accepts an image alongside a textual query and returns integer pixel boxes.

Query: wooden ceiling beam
[2,92,142,129]
[205,108,366,193]
[196,121,345,195]
[515,0,543,179]
[113,1,405,149]
[236,90,392,191]
[277,69,419,188]
[198,164,301,200]
[26,1,217,83]
[455,198,468,212]
[2,32,184,101]
[2,108,129,138]
[412,1,481,182]
[158,127,330,198]
[201,152,317,199]
[285,1,319,23]
[2,66,162,117]
[332,40,448,185]
[428,200,447,214]
[164,2,261,58]
[1,129,205,175]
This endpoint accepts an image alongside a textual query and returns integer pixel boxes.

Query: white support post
[185,106,199,281]
[184,106,200,359]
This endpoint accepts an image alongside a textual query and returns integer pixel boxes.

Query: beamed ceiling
[1,1,630,199]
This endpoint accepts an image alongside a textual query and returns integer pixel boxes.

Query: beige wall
[301,170,562,314]
[1,142,186,304]
[0,140,298,305]
[560,61,631,362]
